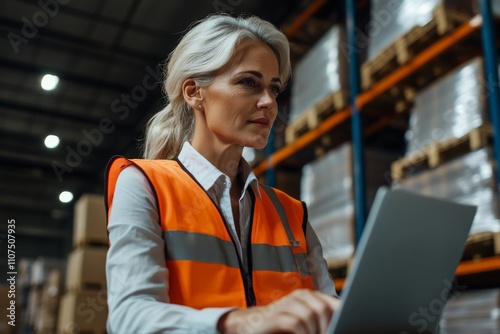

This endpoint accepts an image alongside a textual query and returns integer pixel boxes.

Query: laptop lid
[328,186,477,334]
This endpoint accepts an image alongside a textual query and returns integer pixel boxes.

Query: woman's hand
[217,289,341,334]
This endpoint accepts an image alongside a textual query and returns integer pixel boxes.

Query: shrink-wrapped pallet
[394,148,500,234]
[289,25,348,122]
[495,0,500,14]
[439,288,500,333]
[405,57,496,156]
[366,0,475,61]
[301,143,395,262]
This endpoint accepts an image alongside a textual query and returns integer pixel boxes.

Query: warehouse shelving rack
[255,0,500,287]
[334,256,500,291]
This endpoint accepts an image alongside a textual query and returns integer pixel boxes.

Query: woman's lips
[249,117,270,128]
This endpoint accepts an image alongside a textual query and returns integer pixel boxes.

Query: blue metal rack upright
[346,0,367,243]
[266,128,276,187]
[480,0,500,195]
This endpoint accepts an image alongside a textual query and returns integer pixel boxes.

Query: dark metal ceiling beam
[0,81,110,113]
[14,226,67,239]
[0,99,108,125]
[2,208,71,225]
[0,193,69,212]
[0,125,120,159]
[0,151,99,179]
[0,17,161,65]
[0,56,133,92]
[10,0,169,38]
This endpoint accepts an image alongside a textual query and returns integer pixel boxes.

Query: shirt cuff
[193,307,237,334]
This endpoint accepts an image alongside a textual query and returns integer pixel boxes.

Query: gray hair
[143,14,291,159]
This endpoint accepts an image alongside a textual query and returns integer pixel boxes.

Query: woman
[105,14,340,334]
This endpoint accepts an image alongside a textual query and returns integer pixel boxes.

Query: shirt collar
[177,142,262,200]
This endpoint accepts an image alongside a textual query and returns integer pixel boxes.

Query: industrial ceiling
[1,0,362,260]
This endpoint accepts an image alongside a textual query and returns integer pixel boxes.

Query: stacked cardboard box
[34,269,63,334]
[301,143,396,264]
[16,258,33,333]
[20,258,65,334]
[0,285,13,334]
[57,194,108,334]
[72,194,109,246]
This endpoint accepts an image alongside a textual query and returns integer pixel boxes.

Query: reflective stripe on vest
[261,185,311,277]
[106,156,315,309]
[164,230,301,273]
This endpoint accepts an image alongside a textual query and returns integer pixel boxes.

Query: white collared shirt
[178,142,260,273]
[106,142,336,334]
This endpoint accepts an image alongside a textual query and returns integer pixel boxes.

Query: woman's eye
[270,85,281,96]
[240,78,257,87]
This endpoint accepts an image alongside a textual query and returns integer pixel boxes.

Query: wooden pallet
[462,231,500,261]
[285,89,348,144]
[391,124,493,181]
[361,3,473,90]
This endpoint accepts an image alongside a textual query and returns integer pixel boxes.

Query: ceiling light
[44,134,60,149]
[59,191,73,203]
[41,74,59,91]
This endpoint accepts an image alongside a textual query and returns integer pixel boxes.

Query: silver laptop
[328,187,477,334]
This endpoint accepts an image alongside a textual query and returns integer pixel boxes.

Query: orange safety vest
[105,156,315,309]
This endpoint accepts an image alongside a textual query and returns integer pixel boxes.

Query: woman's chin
[236,132,272,150]
[247,138,268,150]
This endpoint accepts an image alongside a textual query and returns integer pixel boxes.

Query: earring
[197,104,202,109]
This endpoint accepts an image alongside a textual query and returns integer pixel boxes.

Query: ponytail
[143,102,194,159]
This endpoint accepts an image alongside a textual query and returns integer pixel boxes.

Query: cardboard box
[66,246,107,291]
[73,194,107,246]
[18,258,34,289]
[31,257,65,286]
[26,286,42,328]
[57,290,107,334]
[34,269,63,334]
[47,268,63,289]
[0,284,14,334]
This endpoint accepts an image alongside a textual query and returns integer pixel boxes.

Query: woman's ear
[182,79,202,110]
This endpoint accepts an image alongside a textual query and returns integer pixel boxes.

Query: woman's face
[198,39,282,149]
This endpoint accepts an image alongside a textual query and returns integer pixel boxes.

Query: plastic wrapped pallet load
[405,56,499,156]
[289,24,348,122]
[439,288,500,333]
[301,143,396,264]
[366,0,475,61]
[394,148,500,235]
[495,0,500,14]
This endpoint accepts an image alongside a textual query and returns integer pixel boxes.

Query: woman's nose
[257,90,276,109]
